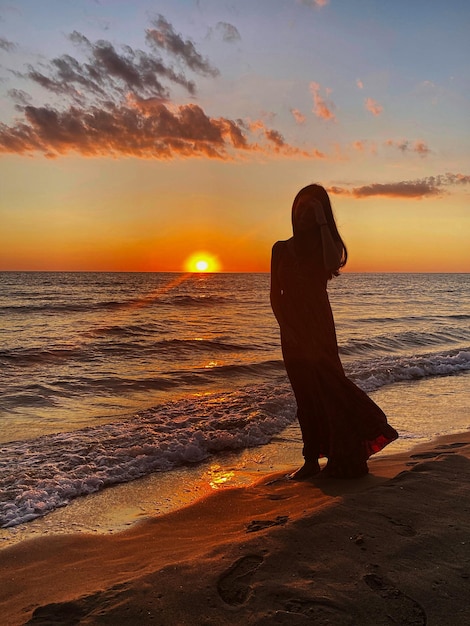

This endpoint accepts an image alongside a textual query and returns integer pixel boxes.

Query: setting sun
[184,252,221,273]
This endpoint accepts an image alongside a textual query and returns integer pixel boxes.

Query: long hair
[292,184,348,277]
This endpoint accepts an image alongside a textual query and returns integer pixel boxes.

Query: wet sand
[1,431,469,625]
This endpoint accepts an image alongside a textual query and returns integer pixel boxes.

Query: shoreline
[1,429,469,625]
[2,371,469,549]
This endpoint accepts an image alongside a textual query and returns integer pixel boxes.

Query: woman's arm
[270,242,299,346]
[270,241,285,327]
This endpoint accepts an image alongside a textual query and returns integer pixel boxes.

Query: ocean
[1,271,469,531]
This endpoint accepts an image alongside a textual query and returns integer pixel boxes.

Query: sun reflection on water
[207,464,235,489]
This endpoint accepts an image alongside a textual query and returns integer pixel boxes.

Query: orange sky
[0,2,469,273]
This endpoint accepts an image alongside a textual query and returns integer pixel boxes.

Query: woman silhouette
[270,184,398,479]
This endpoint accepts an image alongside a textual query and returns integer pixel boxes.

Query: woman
[270,184,398,479]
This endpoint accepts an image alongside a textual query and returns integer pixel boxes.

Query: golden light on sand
[184,252,221,273]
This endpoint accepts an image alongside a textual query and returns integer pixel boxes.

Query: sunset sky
[1,0,469,272]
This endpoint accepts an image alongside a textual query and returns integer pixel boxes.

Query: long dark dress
[271,237,398,477]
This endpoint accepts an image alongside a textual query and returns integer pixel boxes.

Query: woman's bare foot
[288,460,320,480]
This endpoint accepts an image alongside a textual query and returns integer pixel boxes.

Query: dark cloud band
[328,174,470,199]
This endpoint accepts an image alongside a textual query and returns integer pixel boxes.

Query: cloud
[290,108,306,124]
[356,79,364,89]
[336,182,440,198]
[0,99,324,161]
[352,140,377,155]
[298,0,330,7]
[146,15,219,77]
[364,97,383,116]
[7,88,31,106]
[264,128,286,148]
[310,82,336,121]
[261,126,322,157]
[352,140,366,152]
[385,139,431,157]
[0,36,16,51]
[0,101,241,159]
[247,118,324,158]
[327,173,470,199]
[20,29,199,107]
[351,139,377,155]
[213,22,241,43]
[0,16,322,161]
[413,141,431,157]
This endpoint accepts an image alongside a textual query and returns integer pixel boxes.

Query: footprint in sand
[217,554,263,605]
[410,443,467,461]
[363,572,426,625]
[26,600,86,624]
[246,515,289,533]
[406,445,467,467]
[282,597,356,625]
[383,515,417,537]
[436,442,467,448]
[410,452,442,459]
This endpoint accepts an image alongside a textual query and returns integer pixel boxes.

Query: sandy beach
[1,431,469,625]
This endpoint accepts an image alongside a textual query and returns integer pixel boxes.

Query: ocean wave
[194,359,286,378]
[340,328,469,356]
[160,337,256,353]
[0,292,229,317]
[86,322,165,338]
[0,300,127,315]
[1,388,58,409]
[0,346,87,366]
[0,336,260,370]
[166,294,227,306]
[350,348,470,392]
[355,313,470,323]
[0,383,295,528]
[2,359,285,402]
